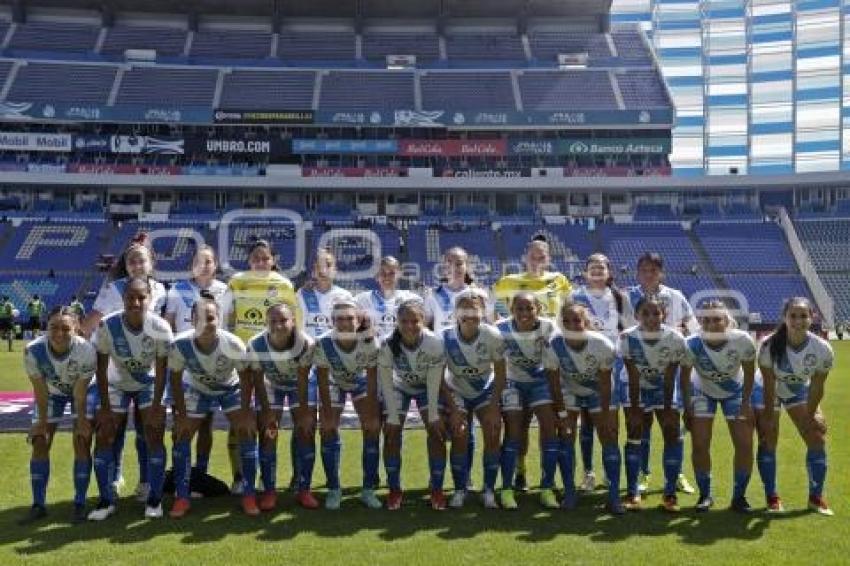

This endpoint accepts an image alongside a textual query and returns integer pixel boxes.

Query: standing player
[314,300,382,510]
[625,252,696,495]
[497,292,560,510]
[26,294,46,339]
[441,289,506,509]
[545,301,624,514]
[620,297,687,512]
[82,237,167,501]
[21,306,97,524]
[165,246,230,481]
[297,248,353,340]
[169,292,258,518]
[249,303,317,511]
[493,237,570,492]
[753,297,834,516]
[679,300,756,512]
[90,277,172,520]
[379,299,452,510]
[569,254,631,493]
[356,256,419,340]
[226,239,297,494]
[0,295,14,351]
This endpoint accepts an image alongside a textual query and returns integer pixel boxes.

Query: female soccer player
[380,299,455,510]
[90,277,173,520]
[620,296,687,512]
[165,246,230,482]
[753,297,834,516]
[227,239,297,494]
[624,252,696,496]
[249,303,318,511]
[298,248,354,340]
[497,292,559,510]
[680,300,756,512]
[355,256,418,340]
[441,289,506,509]
[493,237,570,492]
[545,301,623,514]
[21,306,97,524]
[82,236,167,502]
[169,292,257,518]
[569,254,631,493]
[314,300,382,510]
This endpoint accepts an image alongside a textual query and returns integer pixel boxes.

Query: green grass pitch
[0,342,847,565]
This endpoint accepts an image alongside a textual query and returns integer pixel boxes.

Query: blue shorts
[561,386,618,413]
[621,386,681,412]
[690,385,744,420]
[448,385,494,413]
[183,384,243,418]
[33,385,99,424]
[268,379,318,411]
[108,384,154,413]
[751,381,808,410]
[501,379,552,412]
[325,378,369,409]
[382,387,429,419]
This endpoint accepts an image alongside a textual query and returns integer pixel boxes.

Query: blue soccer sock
[602,443,622,504]
[640,428,651,475]
[93,448,115,504]
[500,439,520,490]
[320,434,341,491]
[558,437,576,498]
[134,423,149,484]
[450,453,468,492]
[362,439,380,490]
[73,459,91,507]
[663,438,684,496]
[429,456,446,491]
[756,446,777,498]
[259,445,277,492]
[30,459,49,507]
[695,470,711,500]
[171,440,191,500]
[732,469,751,500]
[541,439,560,489]
[194,452,210,474]
[806,448,827,498]
[624,440,641,497]
[296,438,316,492]
[240,440,258,496]
[385,454,402,491]
[147,446,166,504]
[580,419,594,473]
[483,452,500,492]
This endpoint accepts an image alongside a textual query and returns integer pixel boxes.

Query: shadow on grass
[0,487,811,555]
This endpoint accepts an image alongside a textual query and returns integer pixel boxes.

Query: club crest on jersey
[141,336,154,350]
[726,349,740,362]
[658,346,671,362]
[214,355,229,372]
[803,353,817,368]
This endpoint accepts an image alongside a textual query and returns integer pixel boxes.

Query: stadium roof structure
[3,0,612,20]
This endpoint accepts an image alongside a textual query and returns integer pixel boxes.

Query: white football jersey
[425,284,470,333]
[378,330,446,424]
[682,329,756,399]
[94,311,173,392]
[619,325,687,390]
[165,279,230,333]
[544,330,616,397]
[24,335,97,397]
[757,332,833,400]
[92,277,167,317]
[442,323,505,398]
[355,288,420,339]
[570,286,632,341]
[247,331,314,390]
[169,329,248,396]
[297,286,354,339]
[626,284,696,334]
[313,331,379,390]
[496,317,555,383]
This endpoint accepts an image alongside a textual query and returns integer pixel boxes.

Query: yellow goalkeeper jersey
[492,271,572,320]
[227,270,298,343]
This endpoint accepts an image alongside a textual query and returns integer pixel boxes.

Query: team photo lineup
[18,232,835,525]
